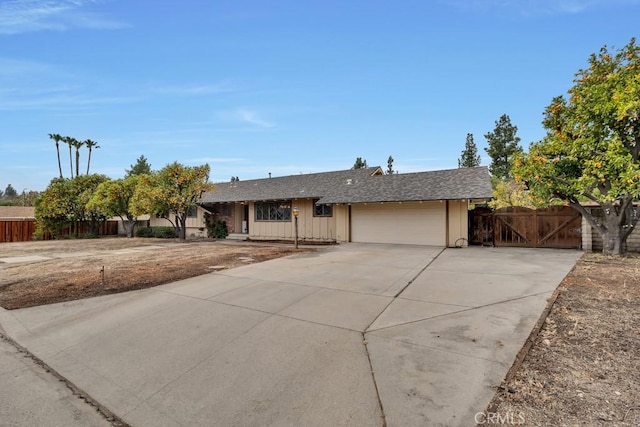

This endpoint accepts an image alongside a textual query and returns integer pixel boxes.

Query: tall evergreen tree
[3,184,17,198]
[484,114,522,179]
[386,155,395,174]
[458,133,481,168]
[353,157,368,169]
[126,155,152,177]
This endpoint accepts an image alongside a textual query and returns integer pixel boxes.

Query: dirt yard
[0,238,306,310]
[486,253,640,426]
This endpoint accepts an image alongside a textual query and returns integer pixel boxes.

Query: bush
[204,214,228,239]
[135,226,177,238]
[153,226,177,238]
[135,227,154,237]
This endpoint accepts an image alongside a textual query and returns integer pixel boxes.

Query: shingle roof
[200,166,493,204]
[200,167,383,203]
[318,167,493,203]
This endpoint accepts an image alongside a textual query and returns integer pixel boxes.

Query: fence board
[0,220,119,243]
[470,206,582,249]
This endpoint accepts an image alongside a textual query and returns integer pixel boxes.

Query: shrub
[153,226,177,238]
[135,227,154,237]
[204,213,228,239]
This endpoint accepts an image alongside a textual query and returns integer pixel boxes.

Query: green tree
[513,38,640,255]
[87,175,144,238]
[386,156,395,174]
[484,114,522,179]
[458,133,481,168]
[353,157,368,169]
[48,133,64,178]
[3,184,17,198]
[126,155,152,177]
[35,175,109,238]
[487,180,535,209]
[84,139,100,175]
[132,162,214,240]
[35,178,73,238]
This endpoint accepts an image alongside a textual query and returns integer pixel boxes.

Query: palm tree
[70,138,84,178]
[84,139,100,175]
[62,136,75,178]
[48,133,64,178]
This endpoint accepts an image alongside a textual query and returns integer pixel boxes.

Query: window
[255,201,292,221]
[186,206,198,218]
[313,199,333,217]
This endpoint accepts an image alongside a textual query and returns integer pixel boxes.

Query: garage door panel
[351,202,445,246]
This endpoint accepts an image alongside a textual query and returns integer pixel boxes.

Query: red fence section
[0,220,119,243]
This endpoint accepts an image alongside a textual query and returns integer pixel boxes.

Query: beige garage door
[351,202,446,245]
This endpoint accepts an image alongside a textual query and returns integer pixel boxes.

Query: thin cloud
[443,0,640,16]
[150,81,239,97]
[0,93,139,110]
[0,0,128,35]
[236,108,276,128]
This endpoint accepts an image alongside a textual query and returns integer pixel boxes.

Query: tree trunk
[178,214,187,240]
[571,201,636,256]
[87,148,92,175]
[56,143,63,178]
[68,145,73,179]
[75,149,80,178]
[124,218,136,238]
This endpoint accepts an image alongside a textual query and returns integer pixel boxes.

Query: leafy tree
[353,157,368,169]
[513,38,640,255]
[35,175,109,238]
[132,162,214,240]
[484,114,522,179]
[87,175,144,238]
[84,139,100,175]
[458,133,481,168]
[35,178,72,238]
[126,155,152,177]
[3,184,17,198]
[48,133,64,178]
[386,156,395,174]
[487,180,535,209]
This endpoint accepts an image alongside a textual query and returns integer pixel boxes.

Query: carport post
[293,206,299,249]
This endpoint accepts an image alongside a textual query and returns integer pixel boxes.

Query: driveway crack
[362,332,387,427]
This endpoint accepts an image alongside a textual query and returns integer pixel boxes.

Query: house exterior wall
[149,206,207,238]
[335,204,350,242]
[248,198,338,242]
[447,200,469,247]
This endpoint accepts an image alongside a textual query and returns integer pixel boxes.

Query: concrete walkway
[0,244,581,426]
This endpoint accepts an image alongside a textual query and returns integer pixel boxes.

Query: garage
[350,201,446,245]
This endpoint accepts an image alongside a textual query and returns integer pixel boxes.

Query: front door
[243,204,249,234]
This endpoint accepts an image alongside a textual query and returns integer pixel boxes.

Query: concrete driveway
[0,244,581,426]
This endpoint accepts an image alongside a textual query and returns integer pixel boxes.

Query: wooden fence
[0,220,119,243]
[470,206,582,249]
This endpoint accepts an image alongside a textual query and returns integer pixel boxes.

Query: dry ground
[486,253,640,426]
[0,237,305,310]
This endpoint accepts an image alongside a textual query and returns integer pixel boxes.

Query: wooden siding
[248,199,337,241]
[447,200,469,247]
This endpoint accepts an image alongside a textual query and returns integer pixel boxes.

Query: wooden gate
[470,206,582,249]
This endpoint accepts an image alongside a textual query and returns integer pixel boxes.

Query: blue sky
[1,0,639,191]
